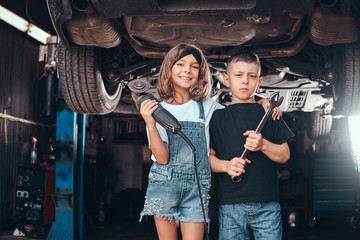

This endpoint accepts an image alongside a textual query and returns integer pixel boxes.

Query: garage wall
[87,115,152,193]
[0,22,55,224]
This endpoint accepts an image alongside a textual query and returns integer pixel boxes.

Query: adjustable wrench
[232,91,284,182]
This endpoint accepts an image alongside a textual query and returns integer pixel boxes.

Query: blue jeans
[219,202,282,240]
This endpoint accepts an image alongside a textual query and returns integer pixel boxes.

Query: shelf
[280,178,307,220]
[113,117,147,143]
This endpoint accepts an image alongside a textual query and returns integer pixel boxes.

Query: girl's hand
[140,99,158,126]
[226,157,251,176]
[257,98,282,120]
[272,107,282,120]
[243,130,263,152]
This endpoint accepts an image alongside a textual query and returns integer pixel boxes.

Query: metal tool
[232,91,284,183]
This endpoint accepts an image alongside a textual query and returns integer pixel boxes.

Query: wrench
[232,91,284,182]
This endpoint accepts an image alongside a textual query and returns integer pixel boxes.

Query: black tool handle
[139,94,182,134]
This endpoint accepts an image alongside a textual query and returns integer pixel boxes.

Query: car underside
[46,0,360,139]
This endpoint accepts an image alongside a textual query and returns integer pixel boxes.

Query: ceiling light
[0,4,51,44]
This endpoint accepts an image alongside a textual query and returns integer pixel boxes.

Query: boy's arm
[243,131,290,164]
[209,147,250,176]
[261,140,290,164]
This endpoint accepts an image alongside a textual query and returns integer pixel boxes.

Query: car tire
[334,43,360,116]
[308,111,333,140]
[57,43,122,114]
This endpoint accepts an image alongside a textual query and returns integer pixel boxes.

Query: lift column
[46,100,86,240]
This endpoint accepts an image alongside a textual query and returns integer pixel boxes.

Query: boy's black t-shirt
[209,103,294,205]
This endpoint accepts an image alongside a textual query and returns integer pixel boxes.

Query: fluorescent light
[0,4,51,44]
[27,23,52,44]
[0,5,28,32]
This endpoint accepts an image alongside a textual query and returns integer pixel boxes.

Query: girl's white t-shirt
[147,97,224,162]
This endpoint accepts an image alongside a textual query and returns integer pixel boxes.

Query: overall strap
[198,102,205,128]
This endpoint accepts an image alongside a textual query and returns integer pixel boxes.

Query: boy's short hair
[226,51,261,76]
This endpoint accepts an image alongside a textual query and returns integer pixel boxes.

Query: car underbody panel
[91,0,315,17]
[123,14,302,50]
[46,0,360,139]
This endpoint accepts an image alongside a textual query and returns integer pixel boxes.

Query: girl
[139,43,280,240]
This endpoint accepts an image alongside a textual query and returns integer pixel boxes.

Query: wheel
[307,111,333,140]
[57,43,122,114]
[334,43,360,116]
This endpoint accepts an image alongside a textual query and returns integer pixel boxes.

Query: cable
[178,131,210,240]
[25,0,35,25]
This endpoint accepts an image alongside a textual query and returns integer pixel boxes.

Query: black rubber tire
[308,111,333,140]
[57,43,122,114]
[334,43,360,116]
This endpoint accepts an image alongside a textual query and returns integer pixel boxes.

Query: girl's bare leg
[180,222,205,240]
[154,216,178,240]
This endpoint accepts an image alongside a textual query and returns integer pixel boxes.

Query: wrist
[260,139,268,152]
[224,160,231,173]
[147,123,157,131]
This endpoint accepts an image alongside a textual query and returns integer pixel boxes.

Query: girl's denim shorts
[139,163,211,223]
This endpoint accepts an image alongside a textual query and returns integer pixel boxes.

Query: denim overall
[139,102,211,223]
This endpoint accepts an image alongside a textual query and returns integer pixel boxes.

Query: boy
[209,52,294,240]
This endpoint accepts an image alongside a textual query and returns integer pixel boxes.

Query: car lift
[43,38,86,240]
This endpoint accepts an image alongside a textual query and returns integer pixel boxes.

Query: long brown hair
[157,43,212,103]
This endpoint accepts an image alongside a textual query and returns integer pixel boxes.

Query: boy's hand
[226,157,251,177]
[243,130,263,152]
[140,99,159,126]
